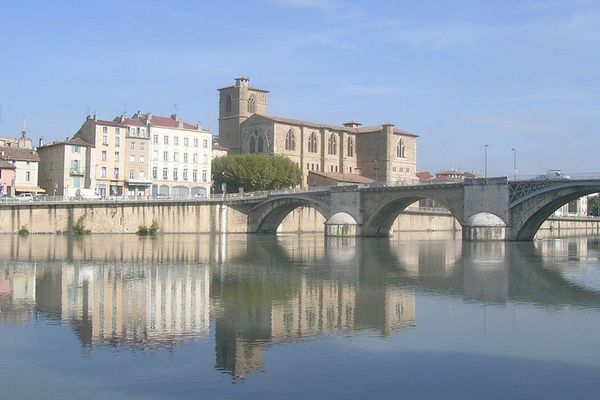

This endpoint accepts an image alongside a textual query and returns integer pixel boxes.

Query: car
[16,193,33,202]
[535,170,571,180]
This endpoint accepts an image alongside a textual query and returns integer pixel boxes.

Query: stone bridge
[228,177,600,241]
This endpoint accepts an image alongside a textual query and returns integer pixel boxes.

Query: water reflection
[1,234,600,382]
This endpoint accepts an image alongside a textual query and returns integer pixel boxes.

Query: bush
[212,154,302,193]
[18,225,29,236]
[138,220,159,236]
[73,215,91,235]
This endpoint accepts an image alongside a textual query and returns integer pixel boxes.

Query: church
[217,77,418,187]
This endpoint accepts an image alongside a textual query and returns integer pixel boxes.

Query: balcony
[69,168,85,176]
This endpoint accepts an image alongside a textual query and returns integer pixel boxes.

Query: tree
[589,195,600,216]
[212,154,303,193]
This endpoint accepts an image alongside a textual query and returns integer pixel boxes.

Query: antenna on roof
[173,102,179,114]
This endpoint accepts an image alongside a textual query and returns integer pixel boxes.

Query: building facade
[0,146,41,195]
[0,160,16,196]
[74,115,126,197]
[218,77,418,187]
[115,115,152,197]
[37,138,93,197]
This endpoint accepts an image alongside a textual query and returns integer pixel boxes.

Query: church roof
[245,114,418,137]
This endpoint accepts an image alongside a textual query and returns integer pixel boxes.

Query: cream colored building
[74,115,126,197]
[218,77,418,187]
[37,138,93,197]
[0,146,42,194]
[114,115,152,197]
[142,112,213,198]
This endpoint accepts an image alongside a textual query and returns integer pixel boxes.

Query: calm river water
[1,233,600,399]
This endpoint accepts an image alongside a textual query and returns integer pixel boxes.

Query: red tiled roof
[39,137,93,148]
[95,119,127,128]
[0,146,40,162]
[148,115,198,130]
[246,114,419,137]
[0,160,16,169]
[416,171,433,181]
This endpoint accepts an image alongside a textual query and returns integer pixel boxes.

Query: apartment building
[73,115,126,197]
[37,138,93,197]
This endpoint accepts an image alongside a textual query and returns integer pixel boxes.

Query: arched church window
[397,138,405,158]
[285,129,296,151]
[308,132,318,153]
[248,96,256,113]
[257,135,264,152]
[249,136,256,153]
[225,95,232,113]
[327,134,337,155]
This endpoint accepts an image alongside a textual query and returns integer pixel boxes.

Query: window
[129,171,134,179]
[113,167,119,178]
[285,129,296,151]
[164,136,169,145]
[163,151,168,161]
[193,170,198,181]
[194,138,199,147]
[71,145,81,153]
[203,154,208,165]
[173,152,179,162]
[101,150,107,161]
[247,96,256,113]
[162,168,168,180]
[139,171,145,179]
[184,137,189,147]
[153,150,158,161]
[183,169,188,180]
[115,128,120,135]
[257,135,264,152]
[327,134,337,155]
[153,134,159,144]
[193,153,198,163]
[140,127,146,136]
[183,153,188,163]
[202,170,207,182]
[225,94,232,112]
[203,139,208,148]
[115,136,120,147]
[73,176,81,188]
[102,135,108,146]
[114,151,120,162]
[139,156,144,164]
[130,155,135,163]
[397,138,406,158]
[130,142,135,150]
[140,142,144,150]
[250,136,256,153]
[174,136,179,146]
[152,167,158,179]
[348,137,354,157]
[173,168,178,180]
[308,132,318,153]
[26,171,31,181]
[102,127,108,133]
[101,167,107,178]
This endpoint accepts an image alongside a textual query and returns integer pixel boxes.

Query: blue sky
[0,0,598,176]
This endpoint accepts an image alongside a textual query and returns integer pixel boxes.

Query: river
[1,233,600,399]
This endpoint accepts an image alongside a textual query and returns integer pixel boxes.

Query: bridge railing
[509,173,600,181]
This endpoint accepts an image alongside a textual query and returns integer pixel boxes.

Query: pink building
[0,160,16,196]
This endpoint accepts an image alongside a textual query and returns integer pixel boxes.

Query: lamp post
[512,148,517,180]
[484,144,489,179]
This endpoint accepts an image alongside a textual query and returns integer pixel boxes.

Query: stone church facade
[218,77,418,187]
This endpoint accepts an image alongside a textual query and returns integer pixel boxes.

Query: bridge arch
[247,195,332,233]
[361,193,465,237]
[509,183,600,241]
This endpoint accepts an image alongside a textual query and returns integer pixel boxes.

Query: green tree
[590,195,600,216]
[212,154,303,193]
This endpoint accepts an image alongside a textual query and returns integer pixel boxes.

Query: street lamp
[484,144,490,179]
[512,148,517,180]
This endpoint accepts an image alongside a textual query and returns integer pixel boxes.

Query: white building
[136,112,212,198]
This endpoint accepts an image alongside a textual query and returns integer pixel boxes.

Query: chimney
[382,122,394,135]
[171,113,179,121]
[39,138,43,147]
[235,76,249,88]
[119,114,125,123]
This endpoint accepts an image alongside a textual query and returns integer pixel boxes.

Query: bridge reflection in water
[1,234,599,381]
